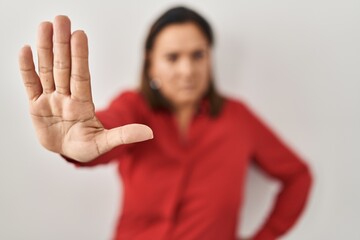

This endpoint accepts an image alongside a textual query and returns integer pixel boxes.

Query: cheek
[151,61,177,98]
[155,62,180,96]
[197,62,211,88]
[152,59,174,81]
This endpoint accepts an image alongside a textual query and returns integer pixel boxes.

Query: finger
[37,21,55,93]
[19,46,42,100]
[70,30,92,102]
[53,15,71,95]
[96,124,154,154]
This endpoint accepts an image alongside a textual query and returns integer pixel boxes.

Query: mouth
[179,84,196,91]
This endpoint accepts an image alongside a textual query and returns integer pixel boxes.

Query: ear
[149,79,160,90]
[150,76,162,89]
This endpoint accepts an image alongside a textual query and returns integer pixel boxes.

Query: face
[149,23,212,109]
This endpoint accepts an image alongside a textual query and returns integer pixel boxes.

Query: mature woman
[19,6,312,240]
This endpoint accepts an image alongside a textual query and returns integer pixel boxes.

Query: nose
[177,58,195,78]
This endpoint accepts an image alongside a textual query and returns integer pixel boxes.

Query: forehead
[153,23,209,53]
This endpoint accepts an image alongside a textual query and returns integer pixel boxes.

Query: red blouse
[66,90,312,240]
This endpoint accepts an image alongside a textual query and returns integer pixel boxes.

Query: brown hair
[139,6,224,117]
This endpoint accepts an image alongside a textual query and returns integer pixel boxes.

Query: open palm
[19,16,153,162]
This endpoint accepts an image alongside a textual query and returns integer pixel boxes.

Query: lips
[178,84,196,91]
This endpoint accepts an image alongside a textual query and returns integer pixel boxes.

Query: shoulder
[96,89,150,127]
[98,89,150,118]
[110,89,144,104]
[222,95,253,116]
[107,89,149,110]
[221,95,265,126]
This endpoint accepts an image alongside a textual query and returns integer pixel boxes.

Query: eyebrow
[162,47,208,54]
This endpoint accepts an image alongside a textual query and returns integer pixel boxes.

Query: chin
[174,94,203,107]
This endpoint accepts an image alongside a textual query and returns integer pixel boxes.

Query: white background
[0,0,359,239]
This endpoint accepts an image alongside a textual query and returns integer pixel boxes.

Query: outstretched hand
[19,16,153,162]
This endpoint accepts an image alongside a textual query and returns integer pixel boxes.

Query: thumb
[98,123,153,153]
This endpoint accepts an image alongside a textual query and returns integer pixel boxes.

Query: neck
[174,103,197,136]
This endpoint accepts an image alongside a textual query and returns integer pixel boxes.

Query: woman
[19,6,312,240]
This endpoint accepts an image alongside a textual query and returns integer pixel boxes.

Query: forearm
[252,165,313,240]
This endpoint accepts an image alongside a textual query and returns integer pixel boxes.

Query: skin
[149,23,212,136]
[18,16,153,163]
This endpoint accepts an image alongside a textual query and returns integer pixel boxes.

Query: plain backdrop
[1,0,359,239]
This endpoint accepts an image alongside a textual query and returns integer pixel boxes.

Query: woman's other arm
[243,103,313,240]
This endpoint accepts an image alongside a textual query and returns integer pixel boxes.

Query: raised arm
[18,16,153,163]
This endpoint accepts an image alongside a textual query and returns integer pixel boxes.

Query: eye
[192,50,205,60]
[166,53,178,63]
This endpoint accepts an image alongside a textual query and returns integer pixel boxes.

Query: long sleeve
[243,104,313,240]
[62,91,145,167]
